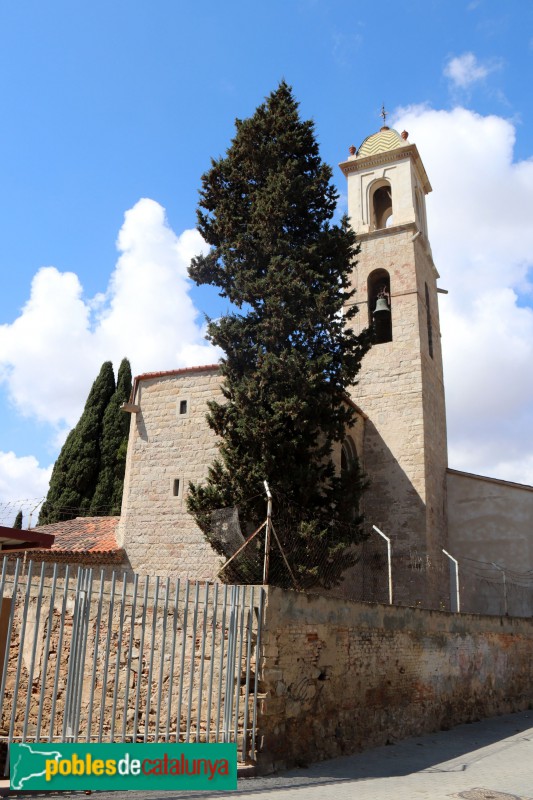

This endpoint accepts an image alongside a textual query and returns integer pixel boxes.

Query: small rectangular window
[179,400,188,415]
[173,479,180,497]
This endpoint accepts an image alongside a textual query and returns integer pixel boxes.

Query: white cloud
[444,52,501,89]
[0,199,218,432]
[0,451,52,526]
[393,105,533,484]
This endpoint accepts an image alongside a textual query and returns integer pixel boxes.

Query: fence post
[262,481,272,585]
[442,549,460,612]
[372,525,392,604]
[491,562,508,616]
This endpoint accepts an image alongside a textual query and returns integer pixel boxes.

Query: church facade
[116,124,533,610]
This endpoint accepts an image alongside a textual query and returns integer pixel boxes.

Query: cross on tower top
[380,104,388,127]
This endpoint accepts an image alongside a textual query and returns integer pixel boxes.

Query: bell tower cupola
[340,117,448,602]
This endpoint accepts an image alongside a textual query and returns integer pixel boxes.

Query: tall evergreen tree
[13,510,23,529]
[90,358,132,516]
[187,82,372,588]
[38,362,116,525]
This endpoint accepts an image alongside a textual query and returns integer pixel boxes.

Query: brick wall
[256,587,533,771]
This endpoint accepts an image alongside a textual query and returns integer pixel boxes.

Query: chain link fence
[206,500,533,618]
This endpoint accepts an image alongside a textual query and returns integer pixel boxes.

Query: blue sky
[0,0,532,523]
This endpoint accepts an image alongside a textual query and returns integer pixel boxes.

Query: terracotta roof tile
[31,516,121,554]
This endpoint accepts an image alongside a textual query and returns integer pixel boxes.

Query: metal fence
[0,557,264,774]
[209,502,533,616]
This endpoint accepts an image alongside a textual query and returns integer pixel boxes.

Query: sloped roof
[8,517,125,563]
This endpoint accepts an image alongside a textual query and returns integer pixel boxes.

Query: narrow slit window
[179,400,188,415]
[425,283,434,359]
[173,479,180,497]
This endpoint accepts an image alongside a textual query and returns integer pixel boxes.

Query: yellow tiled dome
[358,127,406,157]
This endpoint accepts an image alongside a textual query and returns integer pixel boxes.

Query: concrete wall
[447,469,533,615]
[256,587,533,771]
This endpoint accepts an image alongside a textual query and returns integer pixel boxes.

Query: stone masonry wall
[117,368,223,578]
[256,587,533,771]
[347,225,430,554]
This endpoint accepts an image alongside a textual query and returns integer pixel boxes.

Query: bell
[373,297,390,315]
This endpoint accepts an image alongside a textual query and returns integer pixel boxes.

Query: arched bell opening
[370,181,393,230]
[367,269,392,344]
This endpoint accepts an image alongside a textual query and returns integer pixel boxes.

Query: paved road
[6,710,533,799]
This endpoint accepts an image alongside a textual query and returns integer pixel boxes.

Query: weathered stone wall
[256,587,533,771]
[117,368,223,578]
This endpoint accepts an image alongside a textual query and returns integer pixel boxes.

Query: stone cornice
[355,222,439,279]
[356,221,417,241]
[339,143,432,194]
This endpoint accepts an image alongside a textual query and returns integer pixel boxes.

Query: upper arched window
[367,269,392,344]
[370,180,393,230]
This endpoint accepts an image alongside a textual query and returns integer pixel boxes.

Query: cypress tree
[90,358,132,516]
[38,362,116,525]
[187,82,372,588]
[13,510,23,529]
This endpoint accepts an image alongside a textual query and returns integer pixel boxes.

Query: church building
[115,121,533,611]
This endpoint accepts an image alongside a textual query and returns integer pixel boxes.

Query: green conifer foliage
[13,510,23,529]
[38,362,116,525]
[90,358,132,516]
[187,82,372,588]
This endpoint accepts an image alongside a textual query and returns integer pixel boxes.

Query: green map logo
[11,742,237,791]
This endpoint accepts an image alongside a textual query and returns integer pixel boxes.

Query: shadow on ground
[6,711,533,799]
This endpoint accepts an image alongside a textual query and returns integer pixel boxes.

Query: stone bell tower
[339,122,448,589]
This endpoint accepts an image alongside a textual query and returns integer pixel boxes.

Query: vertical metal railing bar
[86,570,105,742]
[233,585,247,748]
[0,558,21,730]
[205,582,218,743]
[195,582,210,743]
[215,584,228,743]
[0,555,8,727]
[132,576,149,743]
[175,579,190,743]
[62,566,84,741]
[0,556,7,631]
[185,581,200,742]
[110,573,128,741]
[8,560,35,744]
[155,577,170,742]
[72,569,95,741]
[1,557,21,777]
[250,588,264,758]
[121,572,139,743]
[144,576,160,743]
[165,579,180,743]
[49,565,71,742]
[22,561,47,742]
[230,585,240,742]
[97,571,117,743]
[222,585,237,743]
[240,586,255,763]
[35,562,58,741]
